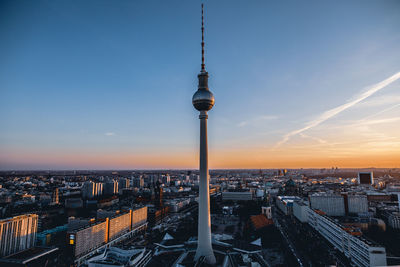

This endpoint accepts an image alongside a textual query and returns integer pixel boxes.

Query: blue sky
[1,0,400,169]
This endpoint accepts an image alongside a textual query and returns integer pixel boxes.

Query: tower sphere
[193,71,214,111]
[192,89,214,111]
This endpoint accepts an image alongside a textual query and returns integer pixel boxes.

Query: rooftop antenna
[201,3,205,72]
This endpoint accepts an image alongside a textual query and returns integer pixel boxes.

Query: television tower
[192,4,216,264]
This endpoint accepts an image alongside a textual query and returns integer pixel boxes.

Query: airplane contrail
[275,72,400,147]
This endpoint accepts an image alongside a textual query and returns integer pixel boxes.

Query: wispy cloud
[357,95,400,108]
[237,115,278,127]
[299,133,327,144]
[104,132,115,136]
[361,103,400,121]
[275,72,400,147]
[356,117,400,126]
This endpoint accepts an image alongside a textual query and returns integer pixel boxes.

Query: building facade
[222,191,253,201]
[293,202,387,267]
[68,207,147,257]
[276,196,301,215]
[347,195,368,214]
[0,214,38,257]
[309,194,345,216]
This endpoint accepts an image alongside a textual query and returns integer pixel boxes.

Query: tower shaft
[195,110,216,264]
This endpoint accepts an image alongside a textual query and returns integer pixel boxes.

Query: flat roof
[2,247,59,264]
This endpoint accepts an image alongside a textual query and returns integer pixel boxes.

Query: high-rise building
[0,214,38,257]
[161,174,170,185]
[132,176,144,188]
[192,4,216,264]
[82,181,104,198]
[358,172,374,185]
[52,188,59,204]
[104,180,119,195]
[118,178,129,192]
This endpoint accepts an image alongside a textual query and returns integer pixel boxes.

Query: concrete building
[358,172,374,185]
[276,196,301,215]
[68,207,147,258]
[293,200,309,223]
[0,214,38,257]
[309,194,345,216]
[104,180,119,195]
[387,212,400,229]
[222,191,253,201]
[118,178,129,192]
[166,198,190,213]
[52,188,59,205]
[65,198,83,209]
[161,174,170,185]
[132,177,144,188]
[306,208,387,267]
[82,181,104,199]
[87,247,151,267]
[347,195,368,214]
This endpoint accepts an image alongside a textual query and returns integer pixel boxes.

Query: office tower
[52,188,59,204]
[154,182,163,208]
[0,214,38,257]
[358,172,374,185]
[118,178,129,192]
[132,176,144,188]
[161,174,170,185]
[104,180,119,195]
[192,4,216,264]
[82,181,104,199]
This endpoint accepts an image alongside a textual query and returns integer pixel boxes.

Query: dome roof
[285,179,296,187]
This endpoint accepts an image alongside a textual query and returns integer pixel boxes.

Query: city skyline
[1,0,400,169]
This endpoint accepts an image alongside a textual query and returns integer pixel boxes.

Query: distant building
[261,206,272,219]
[0,214,38,257]
[293,200,309,223]
[104,180,119,195]
[347,195,368,214]
[222,191,253,201]
[276,196,301,215]
[52,188,59,204]
[132,177,144,188]
[82,181,104,199]
[118,178,129,192]
[309,194,345,216]
[385,212,400,230]
[367,193,392,202]
[166,198,190,213]
[161,174,170,185]
[65,198,83,209]
[358,172,374,185]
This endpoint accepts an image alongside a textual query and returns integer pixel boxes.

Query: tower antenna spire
[201,3,205,71]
